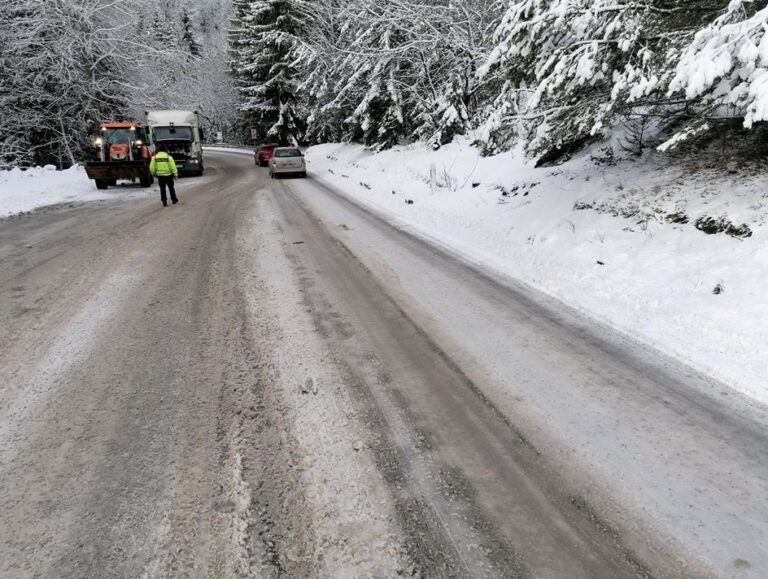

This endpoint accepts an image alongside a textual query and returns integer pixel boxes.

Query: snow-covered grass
[0,165,121,218]
[305,139,768,405]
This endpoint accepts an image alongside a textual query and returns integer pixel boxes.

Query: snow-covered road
[0,150,766,577]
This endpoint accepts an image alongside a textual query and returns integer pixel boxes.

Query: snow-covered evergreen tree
[478,0,727,159]
[180,8,203,58]
[343,18,413,149]
[661,0,768,150]
[231,0,304,144]
[297,0,501,150]
[417,0,502,147]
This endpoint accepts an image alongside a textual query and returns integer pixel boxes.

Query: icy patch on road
[303,140,768,404]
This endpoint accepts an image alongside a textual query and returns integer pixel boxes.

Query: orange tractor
[85,122,153,189]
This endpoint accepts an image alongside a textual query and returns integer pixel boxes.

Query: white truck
[146,110,205,176]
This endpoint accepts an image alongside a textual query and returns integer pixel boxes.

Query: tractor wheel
[108,179,117,186]
[95,179,108,190]
[139,173,151,188]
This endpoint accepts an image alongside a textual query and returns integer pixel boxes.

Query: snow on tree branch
[661,0,768,149]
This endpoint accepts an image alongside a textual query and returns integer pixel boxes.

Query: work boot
[172,199,178,205]
[163,202,168,207]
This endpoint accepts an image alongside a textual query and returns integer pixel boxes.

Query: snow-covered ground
[304,139,768,405]
[0,165,118,218]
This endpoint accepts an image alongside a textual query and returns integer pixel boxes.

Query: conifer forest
[2,1,768,167]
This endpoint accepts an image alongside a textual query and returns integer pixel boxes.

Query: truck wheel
[95,179,108,190]
[139,174,151,188]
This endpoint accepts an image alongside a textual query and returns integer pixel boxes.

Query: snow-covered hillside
[305,140,768,405]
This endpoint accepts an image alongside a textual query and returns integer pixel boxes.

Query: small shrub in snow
[497,185,520,198]
[694,216,752,239]
[438,167,457,191]
[595,232,606,245]
[590,147,616,167]
[665,213,690,225]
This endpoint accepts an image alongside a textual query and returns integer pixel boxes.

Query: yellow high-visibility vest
[150,152,177,177]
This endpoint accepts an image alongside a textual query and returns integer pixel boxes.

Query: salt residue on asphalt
[305,140,768,404]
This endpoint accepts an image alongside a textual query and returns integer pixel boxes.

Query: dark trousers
[158,176,178,205]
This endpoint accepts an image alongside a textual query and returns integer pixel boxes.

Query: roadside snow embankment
[305,140,768,405]
[0,165,112,218]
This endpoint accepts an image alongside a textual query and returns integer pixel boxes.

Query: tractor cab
[94,122,150,162]
[84,121,154,190]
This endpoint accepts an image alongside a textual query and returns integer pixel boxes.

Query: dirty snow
[304,139,768,405]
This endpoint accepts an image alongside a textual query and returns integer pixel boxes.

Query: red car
[254,143,279,167]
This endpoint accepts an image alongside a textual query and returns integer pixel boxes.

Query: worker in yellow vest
[149,144,179,207]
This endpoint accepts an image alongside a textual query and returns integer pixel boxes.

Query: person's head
[156,143,165,153]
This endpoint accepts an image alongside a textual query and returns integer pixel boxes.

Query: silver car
[269,147,307,178]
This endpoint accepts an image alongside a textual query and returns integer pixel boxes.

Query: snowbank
[305,139,768,405]
[0,165,115,218]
